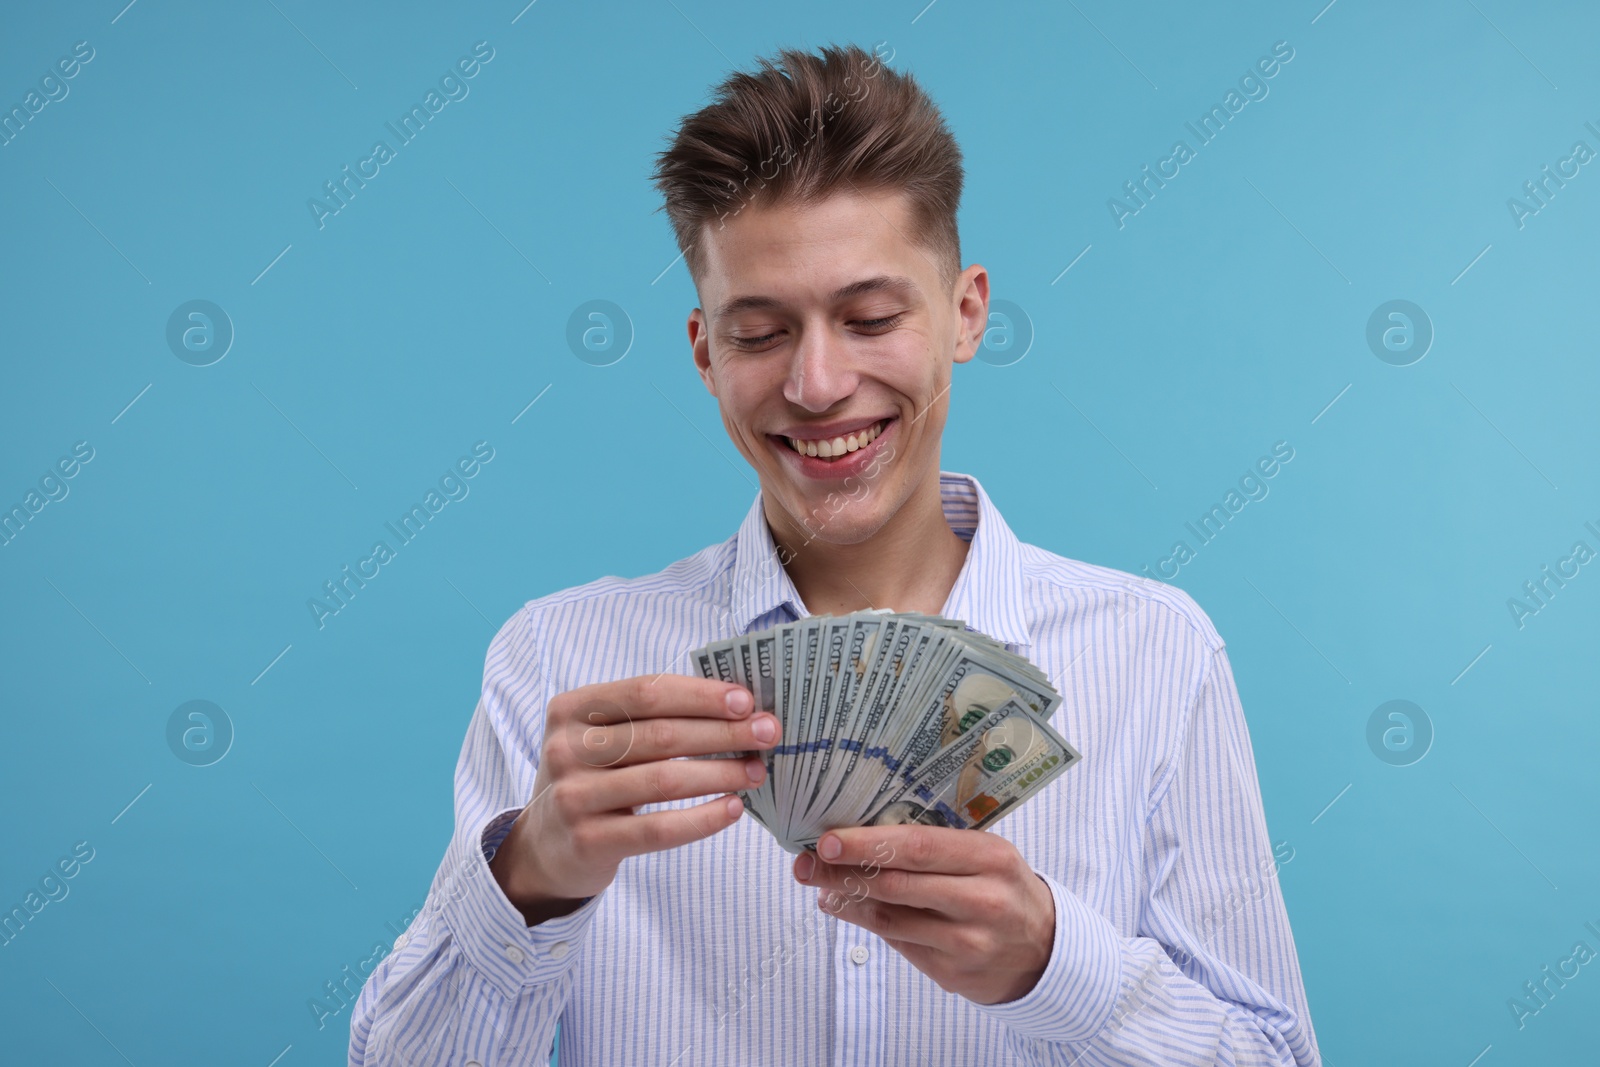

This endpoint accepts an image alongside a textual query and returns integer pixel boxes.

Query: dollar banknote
[691,611,1083,854]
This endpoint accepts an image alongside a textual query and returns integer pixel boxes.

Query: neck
[765,471,971,618]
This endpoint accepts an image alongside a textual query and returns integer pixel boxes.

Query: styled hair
[650,42,964,294]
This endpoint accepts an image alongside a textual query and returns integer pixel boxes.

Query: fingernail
[744,757,766,784]
[819,835,841,861]
[726,689,752,715]
[794,853,815,881]
[725,795,744,818]
[751,714,776,743]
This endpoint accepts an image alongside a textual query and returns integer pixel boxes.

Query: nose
[782,322,858,412]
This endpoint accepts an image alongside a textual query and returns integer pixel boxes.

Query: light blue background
[2,1,1596,1064]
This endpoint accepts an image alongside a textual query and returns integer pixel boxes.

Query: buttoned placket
[830,912,886,1067]
[729,471,1033,1067]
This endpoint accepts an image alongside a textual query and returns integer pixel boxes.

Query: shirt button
[467,1061,483,1067]
[393,934,409,951]
[850,945,869,965]
[548,940,571,960]
[503,943,525,964]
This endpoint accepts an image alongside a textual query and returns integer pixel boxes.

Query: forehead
[696,189,932,313]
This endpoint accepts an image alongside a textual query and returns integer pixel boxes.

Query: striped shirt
[350,470,1321,1066]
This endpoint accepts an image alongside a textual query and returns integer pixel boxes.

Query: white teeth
[785,419,886,458]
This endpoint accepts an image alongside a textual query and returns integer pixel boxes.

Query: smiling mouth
[780,418,892,460]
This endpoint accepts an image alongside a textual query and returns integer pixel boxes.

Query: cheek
[725,363,789,415]
[894,332,944,386]
[714,384,775,452]
[718,402,758,446]
[726,383,768,425]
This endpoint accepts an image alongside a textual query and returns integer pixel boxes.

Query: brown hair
[650,42,964,294]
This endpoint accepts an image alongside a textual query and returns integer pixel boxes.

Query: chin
[779,489,892,547]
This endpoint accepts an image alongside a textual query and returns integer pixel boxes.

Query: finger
[560,674,755,727]
[818,888,953,950]
[816,824,997,875]
[574,712,779,768]
[794,852,969,912]
[590,793,747,860]
[575,753,768,813]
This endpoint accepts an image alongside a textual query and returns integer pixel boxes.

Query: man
[351,43,1321,1066]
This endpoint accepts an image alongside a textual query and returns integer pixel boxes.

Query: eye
[853,313,904,332]
[727,331,780,350]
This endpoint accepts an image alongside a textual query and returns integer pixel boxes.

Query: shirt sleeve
[975,645,1322,1066]
[349,606,605,1066]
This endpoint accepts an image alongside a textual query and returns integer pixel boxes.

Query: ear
[951,264,989,365]
[689,308,718,397]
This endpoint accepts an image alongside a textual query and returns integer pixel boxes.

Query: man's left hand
[793,825,1055,1005]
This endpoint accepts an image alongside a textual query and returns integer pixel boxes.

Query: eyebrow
[713,274,921,320]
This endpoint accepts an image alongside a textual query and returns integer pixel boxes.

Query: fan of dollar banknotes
[691,610,1082,855]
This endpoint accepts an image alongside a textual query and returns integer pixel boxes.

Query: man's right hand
[488,674,779,926]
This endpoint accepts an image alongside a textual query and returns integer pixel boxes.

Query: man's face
[688,187,988,550]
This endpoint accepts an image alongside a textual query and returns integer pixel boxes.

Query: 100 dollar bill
[861,695,1080,833]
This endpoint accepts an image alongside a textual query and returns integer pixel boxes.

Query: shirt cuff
[973,870,1124,1045]
[436,805,604,1000]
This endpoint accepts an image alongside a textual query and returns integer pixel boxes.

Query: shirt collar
[727,470,1033,649]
